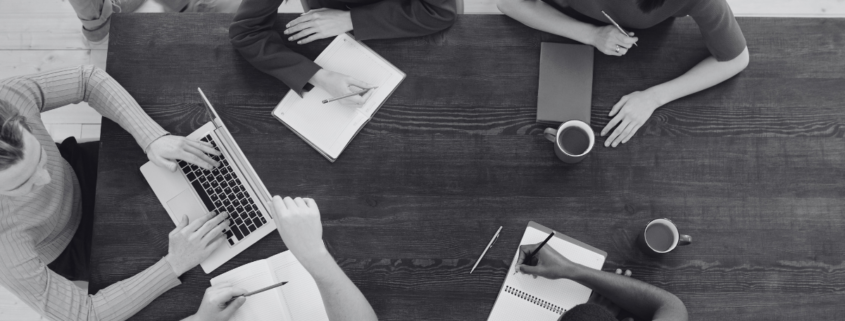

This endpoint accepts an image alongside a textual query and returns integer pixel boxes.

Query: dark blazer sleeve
[350,0,457,40]
[229,0,322,95]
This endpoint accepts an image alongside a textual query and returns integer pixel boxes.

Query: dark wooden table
[91,13,845,320]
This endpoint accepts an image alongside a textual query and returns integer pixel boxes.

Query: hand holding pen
[515,232,581,279]
[188,283,248,321]
[591,11,639,57]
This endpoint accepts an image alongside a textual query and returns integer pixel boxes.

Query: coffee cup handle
[544,128,558,143]
[678,234,692,246]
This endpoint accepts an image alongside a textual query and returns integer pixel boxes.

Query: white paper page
[210,259,293,321]
[274,33,403,159]
[489,226,605,320]
[267,251,330,321]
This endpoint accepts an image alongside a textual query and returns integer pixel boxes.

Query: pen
[601,11,638,47]
[225,281,288,304]
[515,231,555,274]
[321,87,377,104]
[470,226,503,274]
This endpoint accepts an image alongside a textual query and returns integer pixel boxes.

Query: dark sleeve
[350,0,457,40]
[688,0,747,61]
[229,0,322,95]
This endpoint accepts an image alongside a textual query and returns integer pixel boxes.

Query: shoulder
[0,74,43,115]
[0,228,37,273]
[684,0,733,16]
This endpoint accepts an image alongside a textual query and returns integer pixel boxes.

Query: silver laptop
[141,88,275,273]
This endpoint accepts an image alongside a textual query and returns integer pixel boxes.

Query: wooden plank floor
[0,0,843,320]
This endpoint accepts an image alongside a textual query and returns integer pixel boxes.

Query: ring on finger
[615,45,620,53]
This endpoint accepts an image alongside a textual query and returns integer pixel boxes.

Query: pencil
[321,87,377,104]
[225,281,288,304]
[601,11,638,47]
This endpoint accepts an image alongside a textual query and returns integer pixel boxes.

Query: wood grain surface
[90,13,845,320]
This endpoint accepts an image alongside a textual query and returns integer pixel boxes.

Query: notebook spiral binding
[504,285,567,315]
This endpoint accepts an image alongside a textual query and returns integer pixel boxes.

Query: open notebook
[272,33,405,162]
[210,251,329,321]
[488,222,607,321]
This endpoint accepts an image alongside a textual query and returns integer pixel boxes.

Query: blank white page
[488,225,605,321]
[268,251,330,321]
[210,259,292,321]
[273,33,405,160]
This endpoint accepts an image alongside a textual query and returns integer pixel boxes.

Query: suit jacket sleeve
[350,0,457,40]
[229,0,322,96]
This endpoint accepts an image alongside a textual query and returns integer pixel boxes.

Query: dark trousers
[47,137,99,282]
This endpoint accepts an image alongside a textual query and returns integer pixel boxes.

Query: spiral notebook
[487,222,606,321]
[272,33,405,162]
[210,251,329,321]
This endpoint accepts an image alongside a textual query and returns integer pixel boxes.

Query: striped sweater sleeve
[5,65,169,151]
[0,250,180,321]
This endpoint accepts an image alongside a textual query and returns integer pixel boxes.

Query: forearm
[86,258,183,320]
[80,66,169,151]
[229,0,320,95]
[567,266,687,321]
[649,47,750,106]
[306,253,378,321]
[497,0,596,45]
[7,257,181,321]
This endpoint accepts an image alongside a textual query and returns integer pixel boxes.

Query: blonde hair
[0,100,31,171]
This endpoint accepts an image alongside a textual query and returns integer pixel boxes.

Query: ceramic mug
[543,120,595,164]
[636,218,692,256]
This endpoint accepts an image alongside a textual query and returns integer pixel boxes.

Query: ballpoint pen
[601,10,638,47]
[470,226,503,274]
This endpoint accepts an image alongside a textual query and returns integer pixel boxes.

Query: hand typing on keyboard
[165,211,230,276]
[178,135,268,247]
[146,135,221,171]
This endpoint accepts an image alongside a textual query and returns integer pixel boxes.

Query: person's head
[558,303,616,321]
[636,0,666,13]
[0,100,50,197]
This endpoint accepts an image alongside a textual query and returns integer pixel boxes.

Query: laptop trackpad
[166,189,207,225]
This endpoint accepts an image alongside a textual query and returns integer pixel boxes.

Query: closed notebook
[536,43,594,125]
[487,221,606,321]
[272,33,405,162]
[210,251,329,321]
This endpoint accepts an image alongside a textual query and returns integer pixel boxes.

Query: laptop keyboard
[178,134,267,246]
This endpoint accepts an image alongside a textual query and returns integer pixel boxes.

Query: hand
[516,243,578,280]
[186,283,247,321]
[267,196,330,269]
[309,69,374,105]
[589,268,632,317]
[284,8,353,45]
[590,25,638,56]
[600,90,662,148]
[165,211,229,275]
[147,135,221,171]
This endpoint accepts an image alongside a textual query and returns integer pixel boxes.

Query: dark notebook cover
[537,43,594,125]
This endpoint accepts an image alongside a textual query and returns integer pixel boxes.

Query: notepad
[487,222,606,321]
[536,43,593,125]
[272,33,406,162]
[210,251,329,321]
